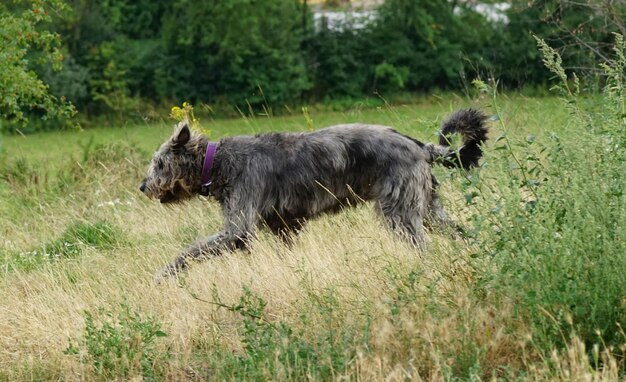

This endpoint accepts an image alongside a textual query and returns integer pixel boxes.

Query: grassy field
[0,92,624,381]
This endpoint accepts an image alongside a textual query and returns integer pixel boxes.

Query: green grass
[1,95,563,169]
[0,92,624,381]
[2,220,122,272]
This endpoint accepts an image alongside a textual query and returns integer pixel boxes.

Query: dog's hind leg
[374,166,430,250]
[380,208,426,249]
[425,195,466,239]
[266,215,306,247]
[424,178,465,239]
[375,195,427,250]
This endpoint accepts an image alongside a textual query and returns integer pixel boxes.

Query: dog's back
[213,124,432,221]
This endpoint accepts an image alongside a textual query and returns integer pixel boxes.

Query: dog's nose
[139,182,147,193]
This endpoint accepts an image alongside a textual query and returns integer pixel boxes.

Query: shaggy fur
[140,109,489,281]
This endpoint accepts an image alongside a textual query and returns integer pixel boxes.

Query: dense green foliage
[0,0,75,124]
[2,0,625,130]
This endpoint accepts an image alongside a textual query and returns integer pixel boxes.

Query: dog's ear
[173,122,191,149]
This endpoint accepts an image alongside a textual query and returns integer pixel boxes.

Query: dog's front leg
[155,199,259,283]
[154,231,248,283]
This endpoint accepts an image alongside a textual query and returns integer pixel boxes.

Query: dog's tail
[426,108,489,169]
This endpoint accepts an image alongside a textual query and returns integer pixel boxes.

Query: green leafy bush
[206,287,367,381]
[374,62,409,92]
[0,0,75,128]
[66,303,168,380]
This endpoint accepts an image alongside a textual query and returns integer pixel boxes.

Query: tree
[0,0,75,128]
[305,17,371,98]
[49,0,167,114]
[370,0,498,91]
[498,0,626,87]
[156,0,310,110]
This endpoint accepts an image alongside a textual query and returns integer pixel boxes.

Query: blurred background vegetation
[1,0,625,132]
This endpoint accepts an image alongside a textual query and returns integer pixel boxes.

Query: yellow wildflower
[169,102,211,137]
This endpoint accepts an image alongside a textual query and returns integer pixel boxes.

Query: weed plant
[466,34,626,375]
[65,303,168,381]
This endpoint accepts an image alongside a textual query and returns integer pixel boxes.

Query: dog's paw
[153,263,180,285]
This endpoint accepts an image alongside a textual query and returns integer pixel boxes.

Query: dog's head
[139,122,204,204]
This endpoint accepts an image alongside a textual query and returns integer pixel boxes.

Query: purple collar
[200,142,217,194]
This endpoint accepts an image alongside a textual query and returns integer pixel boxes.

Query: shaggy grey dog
[140,109,488,280]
